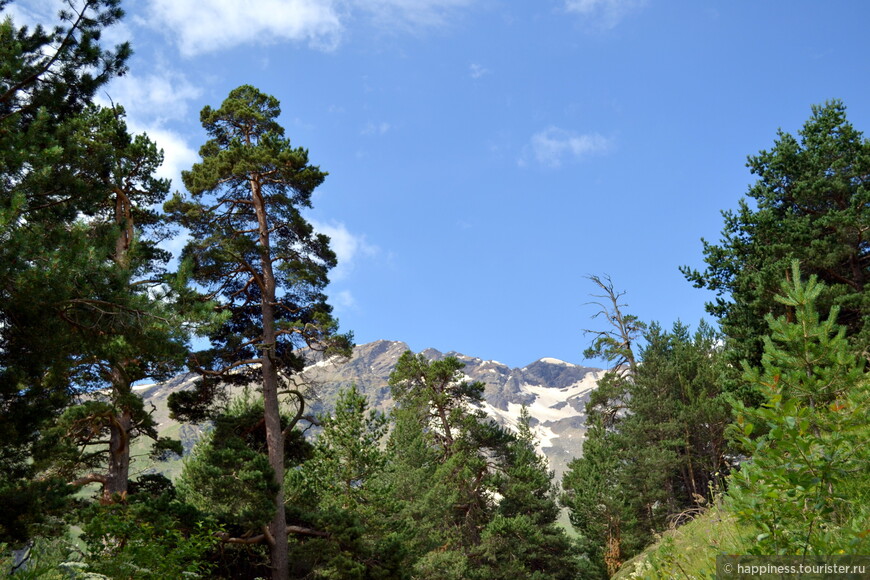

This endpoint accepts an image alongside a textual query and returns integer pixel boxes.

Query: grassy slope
[613,502,751,580]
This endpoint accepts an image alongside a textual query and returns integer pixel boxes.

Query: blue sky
[9,1,870,369]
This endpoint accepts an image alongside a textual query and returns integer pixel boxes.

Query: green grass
[613,502,751,580]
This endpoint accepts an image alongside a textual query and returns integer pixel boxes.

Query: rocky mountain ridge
[136,340,603,479]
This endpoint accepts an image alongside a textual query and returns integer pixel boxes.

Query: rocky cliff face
[138,340,602,479]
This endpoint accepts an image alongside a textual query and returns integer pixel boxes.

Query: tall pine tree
[165,85,350,580]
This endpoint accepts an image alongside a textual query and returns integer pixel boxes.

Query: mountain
[136,340,603,480]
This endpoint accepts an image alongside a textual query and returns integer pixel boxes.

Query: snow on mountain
[299,340,603,478]
[136,340,602,480]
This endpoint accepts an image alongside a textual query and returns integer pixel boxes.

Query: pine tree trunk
[104,407,131,502]
[103,190,134,503]
[684,426,698,498]
[252,175,290,580]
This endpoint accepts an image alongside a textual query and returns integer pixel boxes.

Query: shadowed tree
[38,104,209,502]
[0,0,133,541]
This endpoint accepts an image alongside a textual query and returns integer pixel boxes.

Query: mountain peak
[299,341,602,478]
[537,357,572,366]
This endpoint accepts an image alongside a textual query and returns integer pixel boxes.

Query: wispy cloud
[521,126,612,168]
[4,2,58,28]
[469,63,490,79]
[310,220,380,281]
[564,0,646,29]
[359,0,477,31]
[332,289,358,310]
[361,121,392,136]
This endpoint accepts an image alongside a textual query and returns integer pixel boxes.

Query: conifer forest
[1,2,868,578]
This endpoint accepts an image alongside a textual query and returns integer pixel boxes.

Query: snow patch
[538,357,572,366]
[309,355,340,369]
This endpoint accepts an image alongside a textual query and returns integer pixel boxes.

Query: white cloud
[310,220,379,281]
[99,71,202,124]
[144,0,479,56]
[126,124,199,188]
[146,0,344,57]
[564,0,646,29]
[522,126,612,168]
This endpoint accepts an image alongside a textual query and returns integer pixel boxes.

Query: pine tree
[562,275,644,576]
[564,277,732,575]
[581,274,645,427]
[386,351,512,577]
[178,393,290,538]
[474,407,579,579]
[561,415,624,579]
[300,385,389,513]
[36,104,206,502]
[0,0,132,542]
[614,321,731,552]
[682,101,870,365]
[286,385,406,578]
[165,85,350,580]
[728,262,869,554]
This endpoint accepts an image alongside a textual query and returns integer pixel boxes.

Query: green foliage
[79,493,219,579]
[389,351,486,452]
[474,407,579,579]
[562,415,623,579]
[1,475,215,579]
[178,395,284,534]
[682,100,870,365]
[619,321,732,537]
[164,84,351,401]
[166,84,351,578]
[582,274,647,427]
[728,262,870,555]
[23,101,210,505]
[296,385,389,513]
[387,351,501,558]
[1,536,101,580]
[610,500,750,580]
[582,274,647,372]
[565,277,733,576]
[384,352,578,578]
[284,385,406,579]
[0,0,160,541]
[0,477,72,545]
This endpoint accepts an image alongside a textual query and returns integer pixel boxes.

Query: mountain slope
[136,340,602,480]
